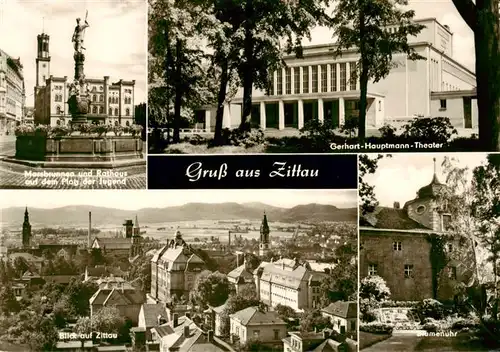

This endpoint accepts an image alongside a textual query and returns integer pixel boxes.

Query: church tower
[35,32,50,89]
[22,207,32,248]
[133,215,140,236]
[259,212,270,257]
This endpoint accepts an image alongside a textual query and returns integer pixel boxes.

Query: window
[108,97,112,103]
[449,266,457,280]
[99,106,104,114]
[56,119,61,125]
[442,214,452,231]
[92,94,97,102]
[56,105,61,114]
[351,321,356,330]
[126,121,130,126]
[277,69,283,95]
[393,241,402,251]
[368,264,377,276]
[339,63,346,91]
[303,67,309,94]
[125,108,130,116]
[114,108,119,116]
[349,62,357,90]
[311,66,318,93]
[378,100,382,111]
[294,67,300,94]
[253,330,260,338]
[115,121,119,126]
[92,106,97,114]
[440,99,447,110]
[285,67,291,95]
[321,64,327,92]
[274,329,280,340]
[100,95,104,102]
[404,264,414,278]
[109,108,113,116]
[416,205,426,214]
[447,243,453,253]
[330,64,337,92]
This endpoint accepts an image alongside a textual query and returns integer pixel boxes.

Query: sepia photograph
[358,153,500,351]
[0,0,147,189]
[148,0,498,154]
[0,189,358,351]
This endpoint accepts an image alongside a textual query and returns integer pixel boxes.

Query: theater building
[199,18,477,134]
[33,32,135,127]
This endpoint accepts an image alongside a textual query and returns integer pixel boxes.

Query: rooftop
[321,301,357,319]
[360,207,430,230]
[230,306,286,326]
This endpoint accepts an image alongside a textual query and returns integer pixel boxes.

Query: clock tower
[35,33,51,89]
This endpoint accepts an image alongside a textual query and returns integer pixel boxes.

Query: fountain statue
[68,11,91,126]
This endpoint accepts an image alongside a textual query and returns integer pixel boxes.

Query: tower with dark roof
[22,207,31,248]
[259,212,270,257]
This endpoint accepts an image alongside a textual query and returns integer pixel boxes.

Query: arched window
[92,106,97,114]
[109,108,113,116]
[108,96,112,104]
[125,108,130,116]
[99,95,104,102]
[115,121,119,126]
[126,121,130,126]
[92,95,97,102]
[99,106,104,114]
[56,105,61,114]
[56,119,61,125]
[114,108,119,116]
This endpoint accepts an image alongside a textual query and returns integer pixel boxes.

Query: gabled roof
[90,287,145,306]
[93,237,131,250]
[311,339,343,352]
[321,301,357,319]
[140,303,169,328]
[227,264,253,283]
[259,259,312,289]
[360,207,430,230]
[230,306,286,326]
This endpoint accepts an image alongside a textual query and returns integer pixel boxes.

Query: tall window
[368,264,377,276]
[274,330,280,340]
[321,65,328,92]
[99,106,104,114]
[100,95,104,102]
[109,108,113,116]
[109,97,112,104]
[125,108,130,116]
[331,64,337,92]
[404,264,414,278]
[277,69,283,95]
[311,66,318,93]
[92,94,97,102]
[303,67,310,94]
[267,73,274,96]
[349,62,357,90]
[92,106,97,114]
[340,63,347,91]
[442,214,452,231]
[393,241,402,251]
[56,106,61,114]
[114,108,119,116]
[294,67,300,94]
[285,67,292,95]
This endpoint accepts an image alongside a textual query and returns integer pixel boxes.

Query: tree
[299,309,332,332]
[236,0,329,131]
[331,0,425,141]
[128,254,152,294]
[91,306,126,334]
[452,0,500,150]
[29,317,58,352]
[360,275,391,301]
[75,316,92,349]
[0,285,20,315]
[65,279,98,317]
[13,257,29,277]
[359,154,390,216]
[472,154,500,318]
[220,294,259,335]
[238,284,258,301]
[192,271,233,307]
[134,102,147,140]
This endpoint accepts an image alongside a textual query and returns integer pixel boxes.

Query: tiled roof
[259,259,312,289]
[86,266,127,278]
[360,207,430,230]
[140,303,169,327]
[321,301,357,319]
[230,306,286,326]
[94,237,132,250]
[90,287,145,306]
[227,264,253,283]
[311,339,343,352]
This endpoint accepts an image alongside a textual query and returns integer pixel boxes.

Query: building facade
[33,31,135,127]
[254,258,325,311]
[229,306,287,345]
[321,301,357,335]
[0,49,25,134]
[150,231,205,302]
[360,160,477,301]
[199,18,477,134]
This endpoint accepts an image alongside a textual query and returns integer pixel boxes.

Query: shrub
[360,298,379,323]
[360,275,391,302]
[112,125,124,136]
[394,321,421,330]
[451,317,479,332]
[413,299,446,322]
[473,317,500,347]
[401,117,457,143]
[380,301,420,308]
[34,125,50,135]
[422,318,439,333]
[213,128,265,148]
[14,124,35,136]
[130,124,144,137]
[93,124,111,137]
[378,124,398,139]
[78,123,93,135]
[184,134,209,146]
[359,322,394,335]
[339,117,358,137]
[49,125,71,137]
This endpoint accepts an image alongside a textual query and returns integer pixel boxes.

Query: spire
[134,214,139,228]
[431,157,441,184]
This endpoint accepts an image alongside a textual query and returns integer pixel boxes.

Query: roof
[42,275,79,284]
[212,302,228,314]
[152,324,175,337]
[311,339,343,352]
[258,259,314,289]
[416,172,446,199]
[230,306,286,326]
[360,207,430,230]
[321,301,357,319]
[90,287,145,306]
[227,263,253,283]
[86,266,127,278]
[8,252,43,262]
[93,237,131,250]
[140,303,169,327]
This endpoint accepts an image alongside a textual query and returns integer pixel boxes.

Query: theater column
[260,101,266,130]
[298,99,304,129]
[339,97,345,126]
[278,100,285,130]
[204,110,211,132]
[318,98,324,123]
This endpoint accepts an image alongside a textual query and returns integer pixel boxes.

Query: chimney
[323,330,329,339]
[208,330,214,342]
[393,202,400,209]
[88,212,92,248]
[173,313,179,327]
[183,325,190,338]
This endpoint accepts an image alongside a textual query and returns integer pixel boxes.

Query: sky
[364,153,490,207]
[0,0,147,107]
[303,0,475,71]
[0,189,357,210]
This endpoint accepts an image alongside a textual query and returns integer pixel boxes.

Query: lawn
[359,331,392,350]
[414,334,491,351]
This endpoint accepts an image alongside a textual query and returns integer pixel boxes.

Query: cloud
[0,0,147,106]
